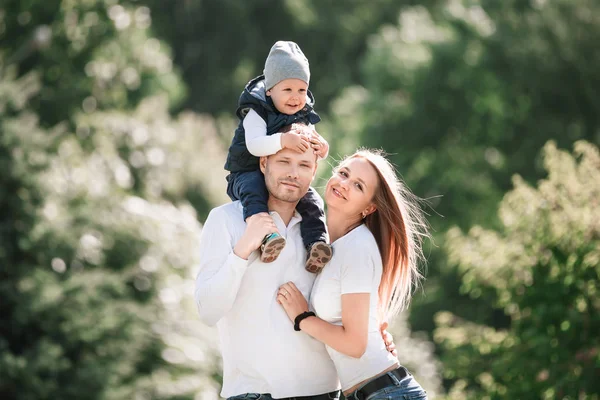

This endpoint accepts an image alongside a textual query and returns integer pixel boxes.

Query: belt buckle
[354,389,368,400]
[321,391,339,400]
[393,366,409,381]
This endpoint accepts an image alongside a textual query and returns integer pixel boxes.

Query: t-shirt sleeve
[340,243,376,294]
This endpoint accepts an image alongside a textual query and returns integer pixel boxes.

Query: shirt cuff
[228,251,253,269]
[272,132,283,152]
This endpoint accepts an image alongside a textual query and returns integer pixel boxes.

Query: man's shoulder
[206,201,244,223]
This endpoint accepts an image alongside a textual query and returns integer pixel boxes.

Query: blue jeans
[228,391,340,400]
[345,371,427,400]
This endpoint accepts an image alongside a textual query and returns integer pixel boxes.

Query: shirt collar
[234,201,302,228]
[269,209,302,230]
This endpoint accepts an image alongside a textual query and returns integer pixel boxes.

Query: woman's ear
[363,204,377,217]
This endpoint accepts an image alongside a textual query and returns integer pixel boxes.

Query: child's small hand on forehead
[308,129,329,160]
[281,131,311,154]
[280,124,328,159]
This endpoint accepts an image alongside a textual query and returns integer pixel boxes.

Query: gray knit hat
[263,41,310,91]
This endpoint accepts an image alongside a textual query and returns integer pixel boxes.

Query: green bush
[436,141,600,399]
[0,1,227,398]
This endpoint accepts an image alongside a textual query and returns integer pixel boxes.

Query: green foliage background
[1,0,598,399]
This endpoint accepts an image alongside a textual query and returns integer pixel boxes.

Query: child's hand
[281,132,311,153]
[309,131,329,159]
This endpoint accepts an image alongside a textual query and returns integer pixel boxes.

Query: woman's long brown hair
[344,149,428,322]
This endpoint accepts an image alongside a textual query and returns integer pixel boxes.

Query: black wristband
[294,311,316,331]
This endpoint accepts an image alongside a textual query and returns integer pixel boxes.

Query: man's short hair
[279,122,313,137]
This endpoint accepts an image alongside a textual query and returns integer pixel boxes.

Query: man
[195,125,395,399]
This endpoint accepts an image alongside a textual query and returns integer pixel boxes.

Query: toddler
[224,41,332,273]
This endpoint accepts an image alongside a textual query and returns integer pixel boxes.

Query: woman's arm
[278,282,370,358]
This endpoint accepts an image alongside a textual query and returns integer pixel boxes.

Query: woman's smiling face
[325,156,379,216]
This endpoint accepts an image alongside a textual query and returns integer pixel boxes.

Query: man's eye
[279,160,289,164]
[339,171,348,177]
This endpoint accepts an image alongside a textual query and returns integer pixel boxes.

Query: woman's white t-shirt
[310,224,398,391]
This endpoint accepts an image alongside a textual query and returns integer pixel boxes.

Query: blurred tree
[388,313,444,398]
[141,0,442,116]
[324,0,600,383]
[0,1,228,399]
[436,140,600,399]
[330,0,600,233]
[0,0,184,127]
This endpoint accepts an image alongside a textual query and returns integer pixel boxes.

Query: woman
[277,149,428,400]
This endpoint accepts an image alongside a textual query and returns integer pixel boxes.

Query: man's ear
[266,89,271,96]
[259,156,268,174]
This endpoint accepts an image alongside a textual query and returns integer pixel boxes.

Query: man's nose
[287,164,299,178]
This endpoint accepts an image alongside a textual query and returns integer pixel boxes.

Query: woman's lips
[332,187,346,200]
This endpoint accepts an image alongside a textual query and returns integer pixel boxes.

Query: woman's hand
[277,282,309,323]
[380,321,398,357]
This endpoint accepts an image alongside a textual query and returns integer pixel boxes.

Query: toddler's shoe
[260,232,286,263]
[305,241,333,273]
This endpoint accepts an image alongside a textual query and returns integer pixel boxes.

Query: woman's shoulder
[334,225,379,256]
[333,225,382,283]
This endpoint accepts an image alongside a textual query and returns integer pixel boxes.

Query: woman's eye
[355,183,363,191]
[339,171,348,177]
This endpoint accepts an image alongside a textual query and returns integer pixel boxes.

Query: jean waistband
[279,389,341,400]
[347,367,410,400]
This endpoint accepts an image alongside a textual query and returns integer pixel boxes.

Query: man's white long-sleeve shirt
[195,201,339,398]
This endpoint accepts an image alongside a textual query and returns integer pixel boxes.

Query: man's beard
[265,171,305,203]
[268,181,305,203]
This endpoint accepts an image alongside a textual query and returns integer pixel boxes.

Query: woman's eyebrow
[343,166,368,188]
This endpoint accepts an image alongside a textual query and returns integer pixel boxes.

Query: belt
[281,390,341,400]
[351,367,409,400]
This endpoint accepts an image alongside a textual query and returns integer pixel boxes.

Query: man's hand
[233,213,279,260]
[380,321,398,357]
[309,130,329,159]
[281,132,311,153]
